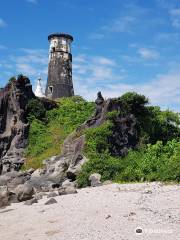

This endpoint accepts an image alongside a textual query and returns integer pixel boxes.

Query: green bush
[115,140,180,182]
[118,92,180,144]
[77,139,180,187]
[24,96,95,169]
[25,92,180,185]
[84,121,112,154]
[26,98,46,121]
[77,152,123,187]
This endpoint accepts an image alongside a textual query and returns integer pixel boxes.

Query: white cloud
[11,48,48,66]
[16,63,37,75]
[93,57,116,66]
[138,48,159,60]
[0,18,7,28]
[92,66,113,80]
[73,54,124,83]
[103,16,136,33]
[73,55,86,63]
[2,47,179,111]
[5,48,48,87]
[74,70,180,112]
[169,8,180,27]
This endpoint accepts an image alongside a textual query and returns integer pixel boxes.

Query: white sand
[0,182,179,240]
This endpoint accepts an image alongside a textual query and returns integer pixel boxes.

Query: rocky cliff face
[0,90,140,207]
[0,76,57,175]
[0,75,35,174]
[29,92,139,186]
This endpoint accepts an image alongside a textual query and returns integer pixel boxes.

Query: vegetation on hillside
[24,92,180,186]
[24,96,95,169]
[77,92,180,186]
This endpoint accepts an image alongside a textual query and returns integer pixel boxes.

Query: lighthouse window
[48,86,53,94]
[52,47,55,52]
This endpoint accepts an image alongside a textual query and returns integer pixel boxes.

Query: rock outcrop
[0,88,140,207]
[0,75,35,174]
[0,75,57,175]
[28,91,138,187]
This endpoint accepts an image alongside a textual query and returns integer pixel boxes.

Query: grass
[24,96,95,169]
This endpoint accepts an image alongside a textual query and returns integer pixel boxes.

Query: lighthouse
[45,33,74,99]
[35,78,45,98]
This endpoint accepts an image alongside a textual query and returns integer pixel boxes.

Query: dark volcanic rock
[13,183,34,202]
[58,186,77,195]
[47,192,58,198]
[0,75,35,174]
[30,92,139,187]
[45,197,57,205]
[0,186,10,208]
[85,93,139,157]
[24,198,38,205]
[0,87,139,198]
[89,173,102,187]
[0,76,57,175]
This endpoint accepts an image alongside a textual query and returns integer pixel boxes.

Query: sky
[0,0,180,112]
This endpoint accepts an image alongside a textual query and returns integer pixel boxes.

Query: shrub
[115,140,180,182]
[26,98,46,121]
[24,96,95,169]
[84,121,112,154]
[77,139,180,187]
[77,152,123,187]
[118,92,180,144]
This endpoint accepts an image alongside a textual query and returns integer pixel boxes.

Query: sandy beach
[0,182,179,240]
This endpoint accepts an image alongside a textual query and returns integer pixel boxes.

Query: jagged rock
[28,177,54,192]
[45,198,57,205]
[62,179,75,188]
[0,174,11,186]
[0,75,35,174]
[89,173,102,187]
[9,192,19,204]
[108,112,138,157]
[0,76,57,175]
[58,186,77,195]
[7,176,26,189]
[31,168,45,178]
[47,192,58,198]
[0,88,139,194]
[41,135,87,184]
[13,183,34,202]
[0,186,10,208]
[65,186,77,195]
[26,168,35,174]
[27,92,138,188]
[65,139,87,178]
[24,198,38,205]
[34,192,47,200]
[58,187,67,195]
[0,171,31,188]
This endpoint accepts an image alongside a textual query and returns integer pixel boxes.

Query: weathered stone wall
[46,34,74,99]
[46,53,74,98]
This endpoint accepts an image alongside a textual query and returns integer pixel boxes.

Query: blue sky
[0,0,180,111]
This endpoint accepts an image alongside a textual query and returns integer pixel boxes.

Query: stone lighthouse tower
[45,33,74,99]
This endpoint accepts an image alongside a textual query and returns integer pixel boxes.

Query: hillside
[24,96,95,169]
[23,88,180,186]
[0,76,180,210]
